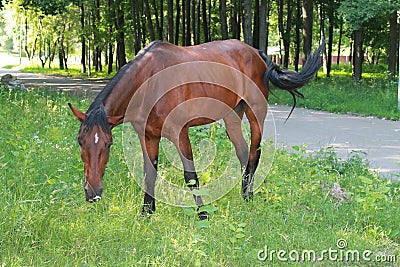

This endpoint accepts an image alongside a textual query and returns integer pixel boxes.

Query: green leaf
[187,179,197,186]
[238,223,247,228]
[359,176,373,185]
[182,207,196,216]
[192,188,210,196]
[236,233,246,239]
[195,220,210,229]
[229,223,236,231]
[47,179,56,184]
[292,145,300,151]
[198,205,218,213]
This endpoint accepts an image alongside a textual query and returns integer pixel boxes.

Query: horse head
[68,103,124,202]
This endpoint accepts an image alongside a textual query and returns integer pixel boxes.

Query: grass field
[0,88,400,266]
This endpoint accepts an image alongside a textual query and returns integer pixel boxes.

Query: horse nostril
[84,184,103,202]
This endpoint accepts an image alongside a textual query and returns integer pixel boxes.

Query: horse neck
[101,65,140,118]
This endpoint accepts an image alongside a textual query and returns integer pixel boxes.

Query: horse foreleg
[140,135,160,215]
[176,127,208,220]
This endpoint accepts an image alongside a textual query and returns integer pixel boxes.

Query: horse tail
[259,40,325,121]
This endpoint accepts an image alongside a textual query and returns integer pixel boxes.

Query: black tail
[259,40,325,121]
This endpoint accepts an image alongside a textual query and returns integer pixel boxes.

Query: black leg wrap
[197,209,209,221]
[142,193,156,215]
[242,167,254,201]
[184,171,198,189]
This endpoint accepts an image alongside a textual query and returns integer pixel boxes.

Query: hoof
[198,211,209,221]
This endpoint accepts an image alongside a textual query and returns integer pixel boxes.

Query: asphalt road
[1,66,399,178]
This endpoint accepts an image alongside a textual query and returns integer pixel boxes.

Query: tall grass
[0,88,399,266]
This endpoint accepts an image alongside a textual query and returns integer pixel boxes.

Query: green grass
[20,64,117,79]
[0,88,399,266]
[270,71,400,120]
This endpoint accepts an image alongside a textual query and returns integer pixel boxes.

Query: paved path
[270,105,400,178]
[0,66,108,98]
[1,67,399,178]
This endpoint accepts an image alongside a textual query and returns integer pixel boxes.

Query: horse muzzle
[84,184,103,202]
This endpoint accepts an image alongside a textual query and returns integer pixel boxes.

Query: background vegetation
[0,0,399,81]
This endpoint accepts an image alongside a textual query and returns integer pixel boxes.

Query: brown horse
[69,39,323,218]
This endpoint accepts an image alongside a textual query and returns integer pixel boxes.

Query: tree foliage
[0,0,398,79]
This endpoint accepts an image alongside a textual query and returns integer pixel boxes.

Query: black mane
[80,104,110,135]
[86,40,162,113]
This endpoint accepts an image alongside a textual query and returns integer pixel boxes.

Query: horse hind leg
[242,109,264,200]
[224,101,249,174]
[175,127,208,220]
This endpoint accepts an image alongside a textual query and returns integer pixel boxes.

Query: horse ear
[68,103,87,122]
[108,115,125,129]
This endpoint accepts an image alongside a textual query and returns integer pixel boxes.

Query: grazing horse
[69,39,323,217]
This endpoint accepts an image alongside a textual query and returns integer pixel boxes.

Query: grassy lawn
[1,88,399,266]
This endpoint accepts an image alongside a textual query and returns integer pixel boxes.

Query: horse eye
[78,140,83,146]
[107,142,113,148]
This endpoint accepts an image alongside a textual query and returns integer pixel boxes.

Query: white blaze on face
[94,132,99,144]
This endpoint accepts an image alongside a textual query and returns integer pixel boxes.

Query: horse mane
[86,40,163,113]
[80,104,111,135]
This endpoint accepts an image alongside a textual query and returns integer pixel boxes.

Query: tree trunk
[337,18,343,65]
[302,0,313,63]
[191,0,195,43]
[318,3,327,74]
[259,0,267,52]
[243,0,252,46]
[196,1,201,44]
[185,0,191,45]
[326,5,334,78]
[201,0,209,42]
[352,27,363,81]
[220,0,228,40]
[294,0,301,71]
[131,0,142,53]
[388,11,398,78]
[115,1,127,69]
[231,0,240,39]
[80,3,86,73]
[143,0,156,41]
[167,0,174,43]
[24,18,31,60]
[151,0,163,40]
[252,0,259,48]
[175,0,181,44]
[108,36,113,74]
[278,0,292,68]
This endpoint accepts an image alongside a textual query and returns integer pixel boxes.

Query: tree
[339,0,394,80]
[243,0,252,45]
[388,8,399,77]
[278,0,293,68]
[302,0,313,62]
[219,0,228,40]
